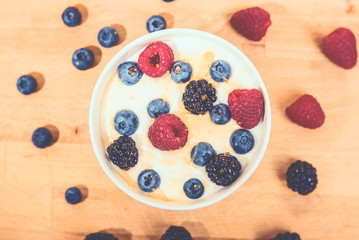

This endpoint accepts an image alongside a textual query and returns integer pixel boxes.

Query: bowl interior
[89,29,271,210]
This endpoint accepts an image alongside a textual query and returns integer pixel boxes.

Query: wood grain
[0,0,359,239]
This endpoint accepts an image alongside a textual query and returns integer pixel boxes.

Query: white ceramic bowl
[89,29,271,210]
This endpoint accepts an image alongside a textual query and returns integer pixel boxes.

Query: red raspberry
[228,89,264,129]
[286,94,325,129]
[322,27,357,69]
[230,7,271,42]
[138,41,174,78]
[148,114,188,151]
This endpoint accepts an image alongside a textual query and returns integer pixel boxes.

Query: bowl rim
[89,28,271,210]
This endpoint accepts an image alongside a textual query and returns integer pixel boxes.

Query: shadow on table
[110,24,127,45]
[74,4,88,25]
[99,228,132,240]
[140,236,243,240]
[254,227,289,240]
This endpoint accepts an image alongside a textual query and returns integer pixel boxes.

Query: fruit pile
[107,40,267,199]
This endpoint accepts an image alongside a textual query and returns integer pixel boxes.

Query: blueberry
[163,0,174,2]
[146,15,166,33]
[170,61,193,83]
[62,7,81,27]
[65,187,82,204]
[17,75,37,95]
[138,169,161,192]
[183,178,204,199]
[72,48,94,70]
[118,62,143,86]
[209,60,232,82]
[147,99,170,118]
[191,142,215,166]
[114,110,139,136]
[210,103,231,125]
[230,129,255,154]
[98,27,119,48]
[32,127,52,148]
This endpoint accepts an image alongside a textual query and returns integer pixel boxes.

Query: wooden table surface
[1,0,359,239]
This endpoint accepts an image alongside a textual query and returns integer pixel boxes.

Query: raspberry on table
[138,41,174,78]
[206,153,242,186]
[106,136,139,170]
[285,94,325,129]
[228,89,264,129]
[148,113,188,151]
[270,232,301,240]
[286,160,318,195]
[322,27,357,69]
[160,226,193,240]
[84,232,118,240]
[182,79,217,115]
[230,7,271,41]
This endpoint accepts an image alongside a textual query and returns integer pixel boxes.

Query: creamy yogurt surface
[100,36,265,202]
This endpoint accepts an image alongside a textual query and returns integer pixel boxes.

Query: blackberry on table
[161,226,193,240]
[107,136,138,170]
[84,232,118,240]
[182,79,217,114]
[206,153,241,186]
[270,232,301,240]
[286,160,318,195]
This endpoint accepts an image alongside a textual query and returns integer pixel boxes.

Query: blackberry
[182,79,217,114]
[270,232,301,240]
[286,160,318,195]
[206,153,241,186]
[84,232,118,240]
[106,136,138,170]
[160,226,193,240]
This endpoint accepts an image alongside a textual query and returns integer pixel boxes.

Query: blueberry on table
[114,110,139,136]
[210,103,231,125]
[209,60,232,82]
[163,0,175,2]
[118,62,143,86]
[170,61,193,83]
[62,7,81,27]
[230,129,254,154]
[147,99,170,118]
[17,75,37,95]
[183,178,204,199]
[72,48,94,70]
[138,169,161,192]
[146,15,166,33]
[98,27,119,48]
[191,142,215,166]
[65,187,82,204]
[32,127,52,148]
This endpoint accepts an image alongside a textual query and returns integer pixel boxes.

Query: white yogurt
[100,39,265,202]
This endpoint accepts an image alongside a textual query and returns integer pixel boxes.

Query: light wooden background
[0,0,359,239]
